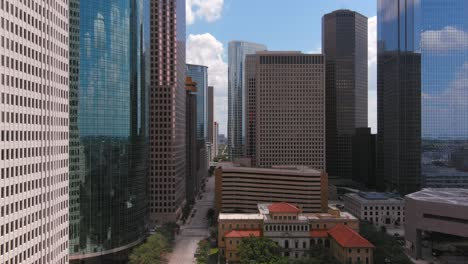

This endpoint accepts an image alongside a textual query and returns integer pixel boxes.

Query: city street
[168,176,215,264]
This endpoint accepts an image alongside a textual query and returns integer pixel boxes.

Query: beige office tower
[149,0,186,224]
[0,1,69,264]
[245,52,326,169]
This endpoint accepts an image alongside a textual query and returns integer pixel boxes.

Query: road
[168,176,215,264]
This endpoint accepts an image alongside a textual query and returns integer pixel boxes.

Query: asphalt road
[168,176,215,264]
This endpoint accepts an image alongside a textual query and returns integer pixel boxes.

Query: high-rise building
[186,77,198,202]
[228,41,267,160]
[213,122,219,159]
[1,1,69,264]
[352,128,377,188]
[245,52,326,169]
[323,10,368,180]
[69,0,149,262]
[207,86,214,161]
[149,0,186,223]
[186,64,209,142]
[378,0,468,193]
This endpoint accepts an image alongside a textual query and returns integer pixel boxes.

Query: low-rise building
[344,192,405,228]
[329,224,375,264]
[215,162,328,213]
[405,188,468,259]
[218,202,371,263]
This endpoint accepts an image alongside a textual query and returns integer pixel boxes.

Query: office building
[69,0,149,262]
[405,189,468,259]
[186,77,198,202]
[0,1,69,264]
[228,41,267,160]
[215,162,328,213]
[352,128,377,188]
[245,52,326,169]
[218,203,366,263]
[378,0,468,193]
[149,0,186,223]
[344,192,405,228]
[213,122,219,158]
[323,10,368,180]
[207,86,214,161]
[186,64,208,142]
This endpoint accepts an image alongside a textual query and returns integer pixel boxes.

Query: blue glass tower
[378,0,468,193]
[69,0,149,262]
[186,64,209,142]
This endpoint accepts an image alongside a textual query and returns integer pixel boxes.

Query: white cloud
[368,16,377,133]
[187,33,228,134]
[186,0,224,25]
[421,26,468,51]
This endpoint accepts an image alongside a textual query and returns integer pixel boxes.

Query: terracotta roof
[224,230,261,238]
[328,225,374,248]
[268,202,300,213]
[310,229,328,238]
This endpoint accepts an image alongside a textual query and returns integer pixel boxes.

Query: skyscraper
[214,122,219,158]
[186,64,209,142]
[228,41,267,160]
[69,0,149,262]
[378,0,468,193]
[323,10,368,180]
[186,77,198,202]
[149,0,186,223]
[207,86,214,161]
[1,1,69,264]
[245,52,326,169]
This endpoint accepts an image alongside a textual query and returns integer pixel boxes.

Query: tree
[237,236,286,264]
[129,233,169,264]
[196,239,210,264]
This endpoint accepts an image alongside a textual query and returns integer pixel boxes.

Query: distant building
[219,134,227,145]
[215,162,328,213]
[218,202,370,263]
[186,77,198,202]
[213,122,219,158]
[207,86,214,161]
[425,175,468,188]
[245,52,326,169]
[228,41,267,160]
[323,9,368,180]
[344,192,405,228]
[405,189,468,259]
[352,128,377,188]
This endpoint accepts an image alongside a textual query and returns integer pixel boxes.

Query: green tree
[196,239,210,264]
[237,237,287,264]
[129,233,169,264]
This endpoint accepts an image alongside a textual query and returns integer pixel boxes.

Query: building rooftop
[218,162,322,176]
[406,188,468,206]
[345,192,404,202]
[218,213,264,221]
[268,202,301,214]
[328,225,374,248]
[225,230,261,238]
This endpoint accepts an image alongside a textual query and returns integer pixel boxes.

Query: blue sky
[186,0,378,134]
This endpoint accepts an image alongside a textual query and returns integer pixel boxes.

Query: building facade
[344,192,405,228]
[213,122,219,159]
[405,189,468,259]
[186,77,198,203]
[186,64,208,142]
[245,52,326,169]
[378,0,468,194]
[149,0,186,224]
[69,0,149,262]
[215,163,328,213]
[207,86,214,161]
[0,1,69,264]
[218,203,367,263]
[228,41,267,160]
[352,128,377,188]
[323,10,368,180]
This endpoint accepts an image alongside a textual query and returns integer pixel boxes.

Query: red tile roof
[225,230,261,238]
[310,229,328,238]
[268,202,300,213]
[328,225,374,248]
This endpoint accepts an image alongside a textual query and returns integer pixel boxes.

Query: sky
[186,0,378,135]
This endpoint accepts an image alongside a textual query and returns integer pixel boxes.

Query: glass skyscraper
[186,64,209,142]
[378,0,468,193]
[228,41,267,160]
[69,0,149,262]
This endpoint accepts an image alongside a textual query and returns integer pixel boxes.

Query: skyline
[186,0,378,135]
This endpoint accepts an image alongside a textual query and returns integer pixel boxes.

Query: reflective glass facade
[69,0,149,260]
[186,64,209,142]
[378,0,468,193]
[228,41,267,160]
